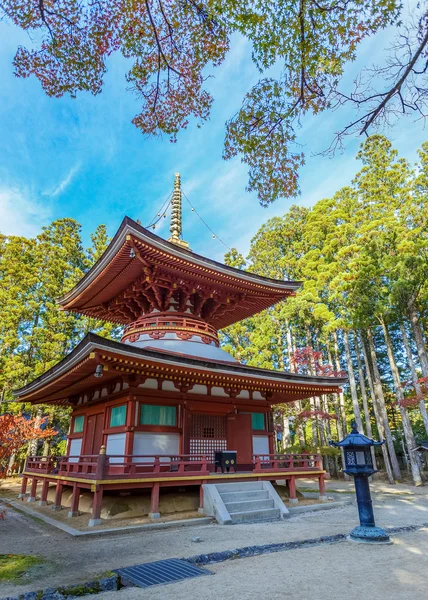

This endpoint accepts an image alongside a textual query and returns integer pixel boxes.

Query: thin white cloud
[46,163,81,197]
[0,185,51,237]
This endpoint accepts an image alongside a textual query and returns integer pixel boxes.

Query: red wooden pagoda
[15,174,346,526]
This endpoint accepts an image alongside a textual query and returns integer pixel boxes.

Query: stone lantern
[330,423,390,543]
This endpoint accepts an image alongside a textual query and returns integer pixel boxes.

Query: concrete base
[39,500,48,506]
[347,534,393,545]
[348,525,391,544]
[27,497,36,503]
[88,518,102,527]
[198,508,205,515]
[149,512,161,519]
[18,493,28,499]
[319,495,328,501]
[52,505,62,511]
[289,498,299,505]
[68,511,80,518]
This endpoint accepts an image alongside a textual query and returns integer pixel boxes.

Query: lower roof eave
[13,332,347,404]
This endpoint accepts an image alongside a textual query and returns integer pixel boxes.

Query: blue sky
[0,5,426,261]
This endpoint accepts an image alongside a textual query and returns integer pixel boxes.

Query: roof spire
[168,172,191,251]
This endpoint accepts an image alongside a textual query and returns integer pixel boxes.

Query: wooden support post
[288,476,298,504]
[198,483,205,515]
[89,485,103,527]
[95,445,107,480]
[52,482,63,511]
[28,477,38,502]
[149,482,160,519]
[39,479,49,505]
[68,484,80,518]
[19,476,28,499]
[318,474,327,501]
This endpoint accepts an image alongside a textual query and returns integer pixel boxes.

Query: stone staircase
[203,481,289,524]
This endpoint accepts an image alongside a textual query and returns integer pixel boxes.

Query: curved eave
[57,217,301,328]
[13,333,347,405]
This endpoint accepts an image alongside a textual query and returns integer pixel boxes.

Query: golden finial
[168,173,191,251]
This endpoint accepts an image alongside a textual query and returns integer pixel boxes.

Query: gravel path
[2,482,428,598]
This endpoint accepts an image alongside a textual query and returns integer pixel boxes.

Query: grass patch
[0,554,44,582]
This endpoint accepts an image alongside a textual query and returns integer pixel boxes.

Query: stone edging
[0,574,119,600]
[183,522,428,566]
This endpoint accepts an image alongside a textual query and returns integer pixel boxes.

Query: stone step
[230,508,280,523]
[215,482,264,493]
[225,499,275,513]
[220,490,270,503]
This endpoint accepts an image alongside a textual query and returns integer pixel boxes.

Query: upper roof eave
[57,217,301,308]
[13,332,347,401]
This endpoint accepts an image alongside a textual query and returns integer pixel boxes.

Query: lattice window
[346,451,356,466]
[190,414,227,459]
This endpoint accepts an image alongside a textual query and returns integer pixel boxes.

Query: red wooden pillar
[19,476,28,499]
[125,398,136,462]
[68,484,80,518]
[288,476,298,504]
[28,477,38,502]
[198,483,205,515]
[149,482,160,519]
[318,474,327,500]
[89,485,103,527]
[181,407,191,455]
[39,479,49,505]
[52,482,64,511]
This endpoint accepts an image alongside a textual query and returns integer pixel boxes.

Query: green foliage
[0,554,44,583]
[4,1,426,205]
[224,134,428,454]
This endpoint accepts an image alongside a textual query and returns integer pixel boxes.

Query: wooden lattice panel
[190,414,227,459]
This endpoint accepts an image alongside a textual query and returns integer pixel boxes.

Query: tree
[2,1,427,205]
[0,413,57,476]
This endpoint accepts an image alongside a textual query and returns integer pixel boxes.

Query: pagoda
[15,174,346,526]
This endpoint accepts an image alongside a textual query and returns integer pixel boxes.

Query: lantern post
[329,422,391,543]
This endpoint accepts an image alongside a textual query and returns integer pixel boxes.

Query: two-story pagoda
[16,174,346,526]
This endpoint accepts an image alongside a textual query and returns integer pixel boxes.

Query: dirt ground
[1,478,428,599]
[0,478,333,531]
[92,528,428,600]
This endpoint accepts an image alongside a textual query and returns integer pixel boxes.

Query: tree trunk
[343,330,364,432]
[333,330,347,434]
[359,331,394,484]
[400,321,428,436]
[28,407,43,456]
[380,320,423,486]
[283,414,291,449]
[354,332,377,469]
[367,329,401,480]
[285,320,294,371]
[409,304,428,377]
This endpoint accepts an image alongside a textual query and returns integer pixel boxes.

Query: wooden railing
[25,456,60,474]
[105,454,212,477]
[252,453,323,471]
[25,452,323,480]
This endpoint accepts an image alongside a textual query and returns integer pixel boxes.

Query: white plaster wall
[106,433,126,463]
[132,432,180,462]
[253,435,270,458]
[68,438,82,463]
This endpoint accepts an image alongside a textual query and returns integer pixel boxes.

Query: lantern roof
[330,424,384,448]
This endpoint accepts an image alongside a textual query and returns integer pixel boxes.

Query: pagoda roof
[13,333,346,406]
[57,217,300,328]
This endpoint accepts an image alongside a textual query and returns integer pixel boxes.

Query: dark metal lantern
[214,451,237,474]
[329,422,390,544]
[335,427,381,476]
